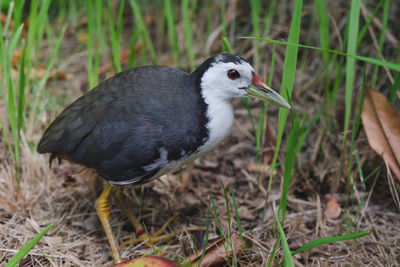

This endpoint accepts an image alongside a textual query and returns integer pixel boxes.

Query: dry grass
[1,1,400,266]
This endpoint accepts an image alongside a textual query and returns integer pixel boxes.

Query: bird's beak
[248,72,291,109]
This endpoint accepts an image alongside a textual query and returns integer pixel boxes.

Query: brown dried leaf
[361,88,400,181]
[324,197,341,219]
[185,233,251,267]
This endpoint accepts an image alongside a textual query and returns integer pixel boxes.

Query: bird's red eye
[227,69,241,80]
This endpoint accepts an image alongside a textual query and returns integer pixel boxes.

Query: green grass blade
[390,72,400,103]
[220,0,227,36]
[263,0,278,36]
[32,26,67,131]
[219,179,232,238]
[279,113,300,223]
[5,224,53,267]
[37,26,67,90]
[182,0,195,71]
[116,0,125,39]
[266,0,303,194]
[197,202,211,266]
[250,0,261,68]
[25,0,39,84]
[276,230,371,267]
[2,0,14,35]
[17,40,26,133]
[357,0,385,47]
[210,192,230,247]
[164,0,179,63]
[342,0,361,148]
[243,37,400,73]
[128,26,140,68]
[143,223,157,255]
[295,110,322,156]
[129,0,158,64]
[371,0,390,88]
[273,202,294,267]
[12,0,25,34]
[7,24,23,59]
[107,0,122,72]
[87,0,94,87]
[5,24,24,165]
[292,230,370,256]
[231,189,243,240]
[315,0,330,64]
[7,81,18,164]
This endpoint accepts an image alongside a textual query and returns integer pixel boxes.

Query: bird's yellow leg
[121,225,202,247]
[115,187,179,242]
[95,183,122,264]
[114,187,145,236]
[115,187,198,249]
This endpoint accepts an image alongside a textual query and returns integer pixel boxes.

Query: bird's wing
[38,67,208,185]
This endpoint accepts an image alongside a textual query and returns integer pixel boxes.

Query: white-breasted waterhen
[37,53,290,263]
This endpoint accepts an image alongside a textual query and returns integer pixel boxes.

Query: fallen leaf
[324,197,341,219]
[361,88,400,181]
[185,233,251,267]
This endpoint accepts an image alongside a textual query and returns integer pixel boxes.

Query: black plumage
[38,65,209,185]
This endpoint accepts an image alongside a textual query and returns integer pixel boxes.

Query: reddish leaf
[361,88,400,182]
[112,256,178,267]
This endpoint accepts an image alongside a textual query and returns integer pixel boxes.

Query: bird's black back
[38,66,209,185]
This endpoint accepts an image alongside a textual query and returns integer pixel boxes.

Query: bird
[37,53,290,263]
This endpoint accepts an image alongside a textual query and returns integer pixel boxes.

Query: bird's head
[193,53,290,109]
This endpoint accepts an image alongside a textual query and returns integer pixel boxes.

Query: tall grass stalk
[220,0,227,37]
[2,0,14,35]
[273,202,294,267]
[263,0,278,36]
[337,0,361,193]
[250,0,261,69]
[243,38,400,72]
[129,0,158,64]
[2,25,24,173]
[356,0,385,48]
[107,0,123,72]
[87,0,102,88]
[266,0,303,199]
[182,0,195,71]
[164,0,179,64]
[25,0,51,90]
[197,202,211,266]
[12,0,25,34]
[342,0,361,147]
[371,0,390,88]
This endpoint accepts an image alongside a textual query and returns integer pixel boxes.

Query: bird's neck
[198,87,234,154]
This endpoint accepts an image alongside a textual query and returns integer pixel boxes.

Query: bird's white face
[201,59,255,100]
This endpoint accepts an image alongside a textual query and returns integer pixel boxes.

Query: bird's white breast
[198,89,234,154]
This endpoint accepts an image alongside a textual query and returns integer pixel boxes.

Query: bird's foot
[121,213,201,247]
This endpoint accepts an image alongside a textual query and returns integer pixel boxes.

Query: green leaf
[292,231,370,256]
[241,37,400,73]
[273,203,294,267]
[5,224,53,267]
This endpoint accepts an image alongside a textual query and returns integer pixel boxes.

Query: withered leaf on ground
[184,233,251,267]
[324,196,341,219]
[361,88,400,181]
